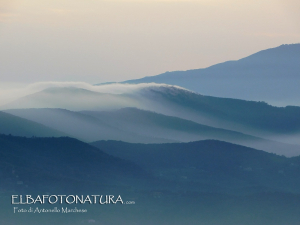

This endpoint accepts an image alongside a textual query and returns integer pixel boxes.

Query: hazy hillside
[0,111,65,138]
[131,85,300,145]
[81,108,300,156]
[4,108,172,143]
[123,44,300,106]
[6,107,300,156]
[81,107,261,142]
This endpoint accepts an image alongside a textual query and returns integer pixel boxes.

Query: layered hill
[4,108,172,143]
[3,84,300,153]
[5,107,300,156]
[4,85,300,136]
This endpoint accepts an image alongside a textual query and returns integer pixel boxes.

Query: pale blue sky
[0,0,299,84]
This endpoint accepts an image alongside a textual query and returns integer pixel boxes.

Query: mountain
[122,44,300,106]
[91,140,300,193]
[0,134,147,193]
[0,111,65,137]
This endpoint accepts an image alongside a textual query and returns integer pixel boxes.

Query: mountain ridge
[121,44,300,105]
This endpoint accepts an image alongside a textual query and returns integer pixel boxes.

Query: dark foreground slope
[1,135,300,224]
[0,134,146,193]
[92,140,300,194]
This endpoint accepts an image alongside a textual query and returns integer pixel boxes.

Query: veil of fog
[0,82,186,107]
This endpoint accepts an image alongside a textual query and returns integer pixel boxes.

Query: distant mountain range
[2,84,300,155]
[4,85,300,136]
[122,44,300,106]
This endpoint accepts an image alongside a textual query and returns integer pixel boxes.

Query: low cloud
[0,81,188,107]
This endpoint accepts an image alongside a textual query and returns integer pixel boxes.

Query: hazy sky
[0,0,299,84]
